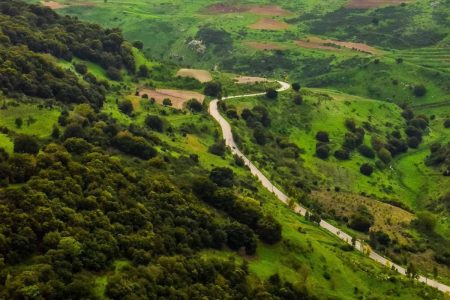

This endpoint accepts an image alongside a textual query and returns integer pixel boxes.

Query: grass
[0,103,60,138]
[0,133,13,153]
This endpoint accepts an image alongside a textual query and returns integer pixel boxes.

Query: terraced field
[394,47,450,72]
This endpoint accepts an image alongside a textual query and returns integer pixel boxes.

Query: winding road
[208,81,450,294]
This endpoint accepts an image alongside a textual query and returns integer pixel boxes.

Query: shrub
[294,94,303,105]
[186,99,203,112]
[266,88,278,99]
[315,131,330,143]
[345,118,356,131]
[349,207,374,233]
[14,135,39,155]
[414,211,436,232]
[162,98,172,106]
[292,82,301,92]
[253,128,267,145]
[118,99,133,115]
[413,84,427,97]
[360,163,374,176]
[137,65,149,78]
[112,131,157,160]
[377,148,392,164]
[334,148,350,160]
[204,82,222,97]
[106,67,122,81]
[407,136,420,148]
[209,167,234,187]
[256,216,282,244]
[444,119,450,128]
[316,143,330,159]
[74,63,88,75]
[145,115,164,132]
[208,140,226,156]
[358,145,375,158]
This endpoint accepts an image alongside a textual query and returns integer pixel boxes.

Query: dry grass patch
[176,69,212,83]
[345,0,411,9]
[312,190,414,244]
[234,76,270,84]
[248,18,290,31]
[138,88,204,110]
[244,41,286,51]
[296,36,380,54]
[248,5,290,16]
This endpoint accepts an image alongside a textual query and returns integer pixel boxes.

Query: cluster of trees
[426,142,450,176]
[240,105,271,145]
[195,27,233,54]
[193,167,282,251]
[348,205,374,233]
[401,107,429,149]
[0,1,135,72]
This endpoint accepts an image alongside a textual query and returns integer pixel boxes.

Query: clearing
[345,0,411,9]
[138,88,204,109]
[244,41,286,51]
[40,0,66,9]
[248,18,290,30]
[204,4,290,16]
[296,36,380,54]
[176,68,212,83]
[234,76,270,84]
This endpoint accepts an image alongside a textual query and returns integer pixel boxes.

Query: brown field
[313,190,413,244]
[176,68,212,83]
[296,36,380,54]
[244,41,286,51]
[234,76,270,84]
[248,19,290,31]
[346,0,411,9]
[41,0,66,9]
[204,4,290,16]
[138,88,204,109]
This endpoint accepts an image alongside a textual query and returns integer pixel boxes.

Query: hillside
[1,0,449,299]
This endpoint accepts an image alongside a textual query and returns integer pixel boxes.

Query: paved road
[208,81,450,294]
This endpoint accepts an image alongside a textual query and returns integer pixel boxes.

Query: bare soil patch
[204,4,290,16]
[234,76,270,84]
[244,41,286,51]
[346,0,411,9]
[138,88,204,110]
[41,0,66,9]
[248,19,290,31]
[248,5,290,16]
[176,69,212,83]
[296,36,380,54]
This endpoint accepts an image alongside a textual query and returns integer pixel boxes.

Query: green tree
[14,135,39,155]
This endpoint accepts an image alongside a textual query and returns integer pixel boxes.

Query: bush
[345,118,356,131]
[294,95,303,105]
[162,98,172,106]
[266,88,278,99]
[253,128,267,145]
[358,145,375,158]
[209,167,234,187]
[316,131,330,143]
[256,216,282,244]
[208,140,226,156]
[118,99,133,115]
[349,207,374,233]
[186,99,203,112]
[444,119,450,128]
[407,136,420,148]
[106,67,122,81]
[360,163,374,176]
[334,148,350,160]
[292,83,301,92]
[137,65,149,78]
[414,211,436,232]
[413,84,427,97]
[316,143,330,159]
[74,63,88,75]
[112,131,157,160]
[377,148,392,164]
[145,115,164,132]
[204,82,222,97]
[14,135,39,155]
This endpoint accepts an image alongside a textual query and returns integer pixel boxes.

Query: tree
[358,145,375,158]
[266,88,278,99]
[15,117,23,129]
[414,211,436,232]
[253,128,267,145]
[204,82,222,97]
[294,95,303,105]
[444,119,450,128]
[186,99,203,112]
[162,98,172,106]
[51,126,60,139]
[209,167,234,187]
[145,115,164,132]
[360,163,374,176]
[118,99,133,115]
[377,148,392,164]
[256,216,282,244]
[291,83,301,92]
[208,140,226,156]
[316,143,330,159]
[74,63,88,75]
[349,207,374,233]
[413,84,427,97]
[14,135,39,155]
[132,41,144,50]
[316,131,329,143]
[334,148,350,160]
[106,67,122,81]
[137,65,149,78]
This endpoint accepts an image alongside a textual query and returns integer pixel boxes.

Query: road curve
[208,81,450,294]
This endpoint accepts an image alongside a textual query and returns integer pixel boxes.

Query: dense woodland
[0,1,310,299]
